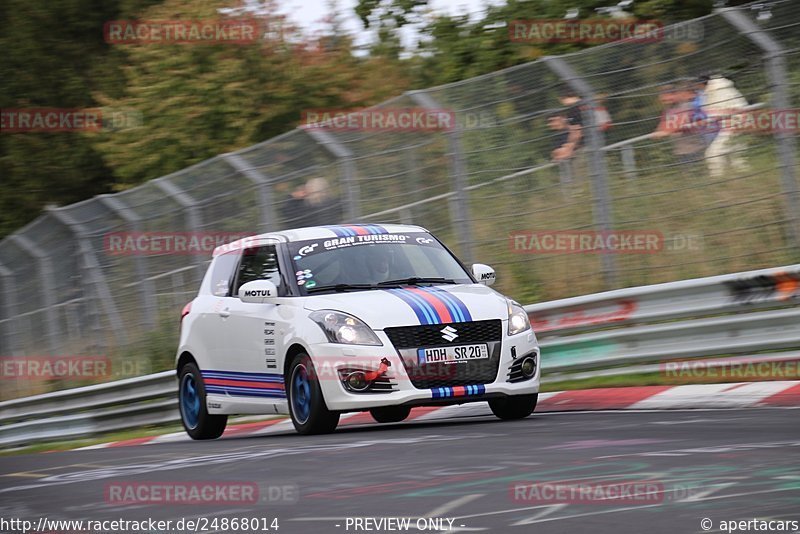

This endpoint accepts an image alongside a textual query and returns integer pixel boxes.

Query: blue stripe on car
[385,288,439,325]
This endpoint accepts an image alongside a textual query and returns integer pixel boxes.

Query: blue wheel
[291,364,312,425]
[287,354,339,435]
[180,373,201,430]
[178,362,227,440]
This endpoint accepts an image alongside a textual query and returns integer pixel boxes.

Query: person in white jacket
[701,75,749,177]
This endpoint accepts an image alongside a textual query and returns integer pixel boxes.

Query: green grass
[0,424,185,456]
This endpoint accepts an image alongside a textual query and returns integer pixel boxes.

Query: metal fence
[1,3,799,398]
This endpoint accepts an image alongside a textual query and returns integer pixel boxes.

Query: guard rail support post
[8,234,59,355]
[718,7,800,247]
[544,56,617,289]
[0,262,19,357]
[223,153,277,232]
[407,90,475,264]
[153,177,207,281]
[47,206,128,348]
[304,127,360,222]
[97,194,157,330]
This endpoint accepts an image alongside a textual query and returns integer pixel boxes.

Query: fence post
[407,90,475,264]
[718,7,800,247]
[543,56,617,288]
[8,234,59,355]
[47,207,128,349]
[558,160,573,198]
[97,194,157,330]
[621,145,638,181]
[223,153,277,232]
[404,146,423,224]
[0,262,19,356]
[303,128,360,221]
[153,177,207,279]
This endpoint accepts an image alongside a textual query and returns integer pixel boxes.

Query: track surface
[1,407,798,534]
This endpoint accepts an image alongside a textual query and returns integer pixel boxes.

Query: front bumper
[312,329,540,412]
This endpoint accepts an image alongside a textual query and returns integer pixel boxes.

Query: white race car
[176,224,540,437]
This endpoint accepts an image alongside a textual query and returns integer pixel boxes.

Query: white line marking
[424,494,484,517]
[509,504,569,526]
[675,482,738,502]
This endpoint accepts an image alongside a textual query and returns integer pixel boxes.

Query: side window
[234,245,284,296]
[209,252,240,297]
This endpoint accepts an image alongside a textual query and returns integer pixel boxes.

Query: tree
[91,0,409,188]
[0,0,130,237]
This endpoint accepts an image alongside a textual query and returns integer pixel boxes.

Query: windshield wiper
[306,283,382,293]
[377,277,457,286]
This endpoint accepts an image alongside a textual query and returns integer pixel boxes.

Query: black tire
[287,353,340,435]
[370,406,411,423]
[489,393,538,420]
[178,362,228,440]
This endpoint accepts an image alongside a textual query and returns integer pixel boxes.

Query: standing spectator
[651,83,705,165]
[702,75,749,177]
[304,177,343,226]
[277,181,314,228]
[549,89,583,162]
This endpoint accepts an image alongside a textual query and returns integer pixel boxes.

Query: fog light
[521,356,537,378]
[345,371,369,392]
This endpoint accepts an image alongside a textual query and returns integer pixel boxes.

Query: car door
[193,249,240,366]
[218,241,289,400]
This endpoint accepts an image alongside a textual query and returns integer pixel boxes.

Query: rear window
[208,251,240,297]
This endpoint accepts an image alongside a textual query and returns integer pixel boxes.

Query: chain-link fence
[1,3,798,398]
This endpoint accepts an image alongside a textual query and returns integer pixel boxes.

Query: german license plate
[417,344,489,364]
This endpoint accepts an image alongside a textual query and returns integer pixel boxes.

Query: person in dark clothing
[549,89,584,161]
[277,182,313,228]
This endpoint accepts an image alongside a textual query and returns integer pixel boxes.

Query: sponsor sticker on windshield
[291,232,439,259]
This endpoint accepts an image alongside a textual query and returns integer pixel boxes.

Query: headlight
[507,301,531,336]
[309,310,382,346]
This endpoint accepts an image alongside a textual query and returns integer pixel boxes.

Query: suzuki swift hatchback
[177,224,540,438]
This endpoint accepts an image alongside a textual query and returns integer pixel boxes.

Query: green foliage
[0,0,120,237]
[0,0,771,236]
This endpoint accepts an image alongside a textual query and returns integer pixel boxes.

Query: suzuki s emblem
[440,326,459,342]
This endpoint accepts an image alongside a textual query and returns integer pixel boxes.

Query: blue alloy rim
[180,373,201,429]
[292,364,312,424]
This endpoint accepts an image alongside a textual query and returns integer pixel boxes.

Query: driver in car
[365,246,396,283]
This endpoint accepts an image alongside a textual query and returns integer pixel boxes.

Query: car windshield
[287,232,473,293]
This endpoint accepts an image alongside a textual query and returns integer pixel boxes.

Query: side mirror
[239,280,278,303]
[472,264,496,286]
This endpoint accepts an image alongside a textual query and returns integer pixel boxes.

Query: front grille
[385,320,502,348]
[385,320,503,389]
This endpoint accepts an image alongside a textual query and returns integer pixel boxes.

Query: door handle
[219,309,231,318]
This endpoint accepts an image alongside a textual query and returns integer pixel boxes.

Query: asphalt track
[1,407,798,534]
